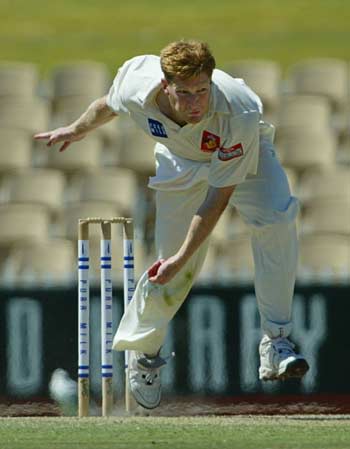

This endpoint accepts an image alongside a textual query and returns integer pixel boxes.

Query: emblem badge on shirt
[148,118,168,138]
[201,131,221,153]
[218,143,244,161]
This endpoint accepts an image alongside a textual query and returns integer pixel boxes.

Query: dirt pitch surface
[148,395,350,417]
[1,394,350,418]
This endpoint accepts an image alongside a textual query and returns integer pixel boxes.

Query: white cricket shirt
[107,55,275,189]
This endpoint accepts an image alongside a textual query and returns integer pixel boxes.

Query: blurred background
[0,0,349,417]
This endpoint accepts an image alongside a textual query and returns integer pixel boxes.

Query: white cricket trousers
[113,142,299,355]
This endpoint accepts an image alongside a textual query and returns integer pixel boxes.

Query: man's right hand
[34,96,117,152]
[33,126,86,152]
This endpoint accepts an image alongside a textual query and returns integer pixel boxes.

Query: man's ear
[161,78,170,95]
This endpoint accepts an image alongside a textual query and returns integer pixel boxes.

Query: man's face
[162,72,211,124]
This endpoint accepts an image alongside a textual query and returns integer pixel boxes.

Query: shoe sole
[132,388,161,410]
[260,359,310,381]
[134,397,160,410]
[278,358,310,380]
[260,374,279,381]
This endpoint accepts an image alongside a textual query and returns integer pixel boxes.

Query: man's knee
[239,196,299,229]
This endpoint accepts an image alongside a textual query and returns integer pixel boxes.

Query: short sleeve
[106,58,135,114]
[208,111,260,188]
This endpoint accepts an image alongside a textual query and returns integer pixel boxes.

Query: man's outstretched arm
[148,184,235,284]
[34,95,117,152]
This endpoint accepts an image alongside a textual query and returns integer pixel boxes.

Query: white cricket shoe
[128,351,167,409]
[259,335,309,381]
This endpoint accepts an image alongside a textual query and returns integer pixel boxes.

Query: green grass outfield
[0,416,350,449]
[1,0,350,75]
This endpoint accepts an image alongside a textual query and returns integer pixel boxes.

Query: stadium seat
[69,168,138,215]
[114,121,156,175]
[221,237,254,276]
[1,168,66,215]
[212,209,249,243]
[276,128,337,172]
[301,199,350,235]
[337,131,350,164]
[298,166,350,204]
[52,61,110,98]
[223,60,281,115]
[51,95,118,144]
[0,129,32,173]
[0,98,50,133]
[2,238,76,284]
[62,201,126,241]
[211,208,234,244]
[198,243,220,282]
[0,204,50,246]
[200,236,254,283]
[52,94,97,115]
[286,58,348,112]
[276,95,332,133]
[0,62,39,98]
[298,233,350,282]
[45,135,103,173]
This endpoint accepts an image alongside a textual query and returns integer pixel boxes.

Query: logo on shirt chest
[148,118,168,138]
[218,143,244,161]
[201,131,221,153]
